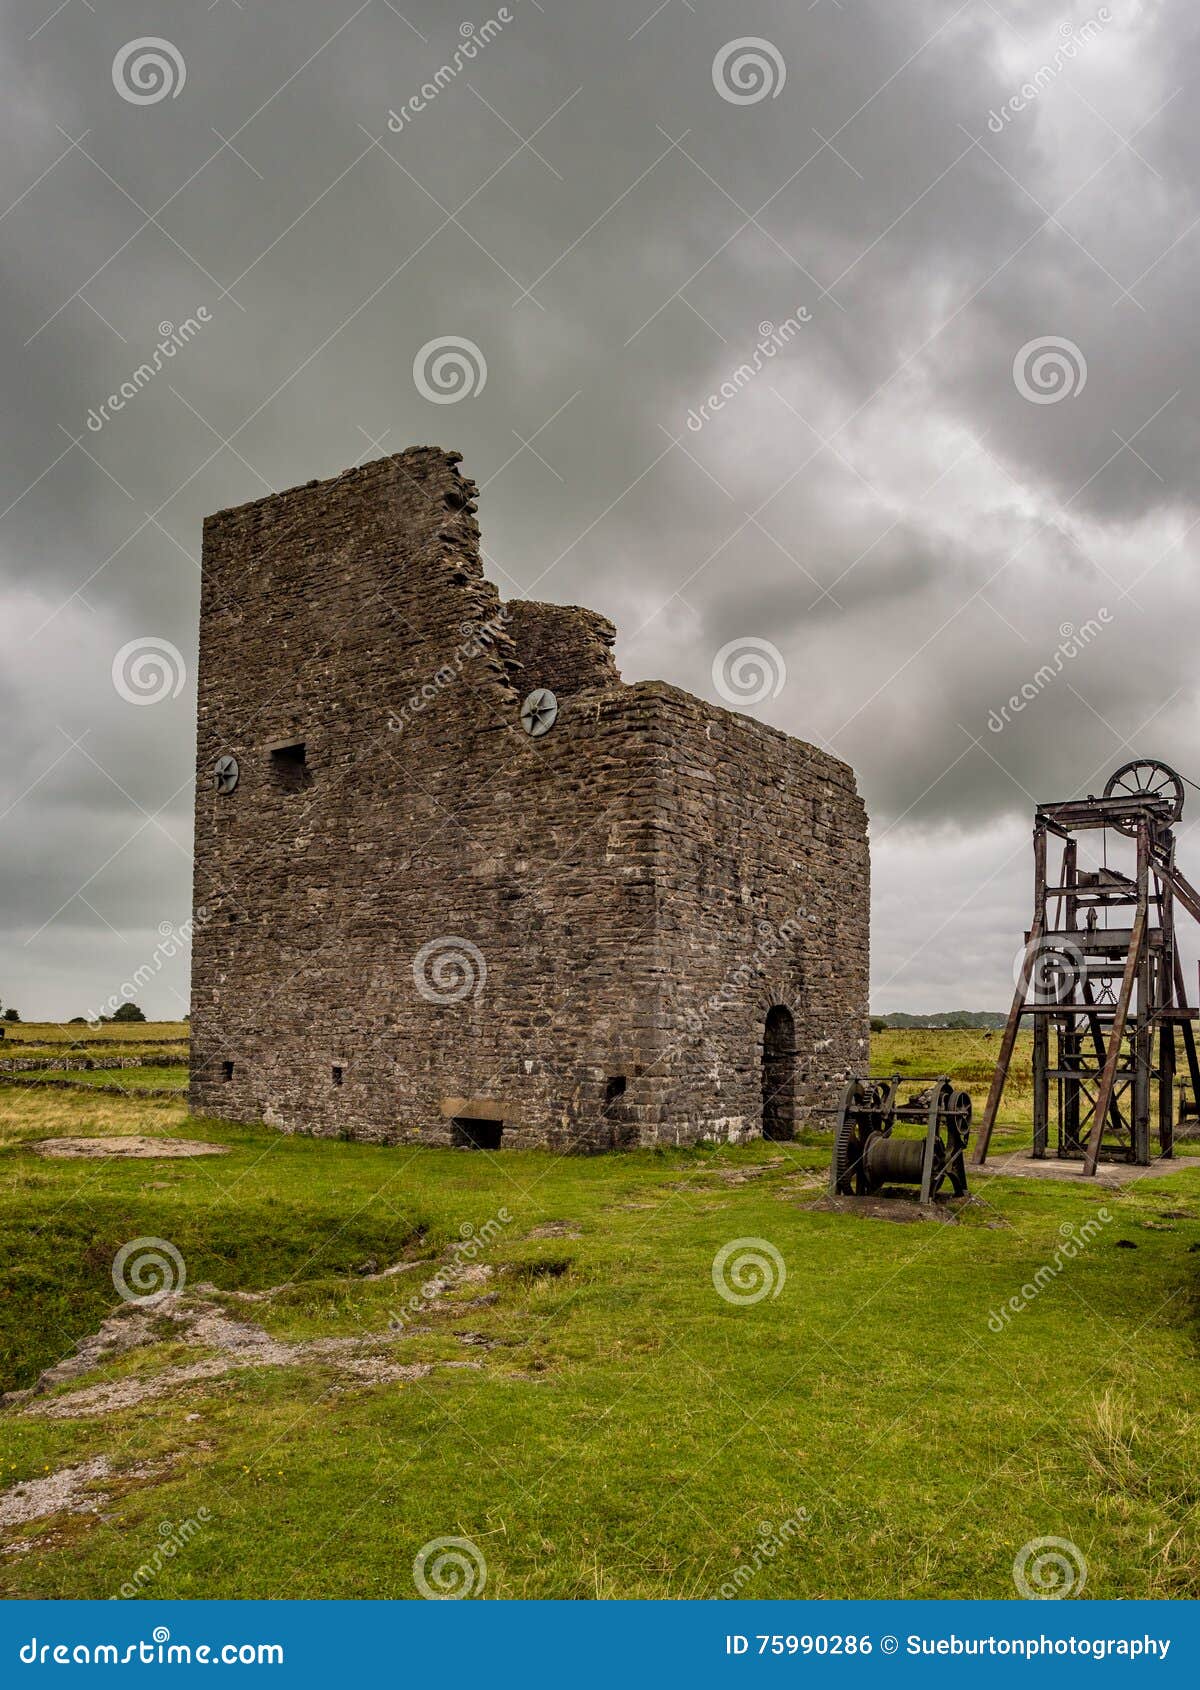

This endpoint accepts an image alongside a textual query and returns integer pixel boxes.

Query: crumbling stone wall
[503,599,619,700]
[190,449,869,1148]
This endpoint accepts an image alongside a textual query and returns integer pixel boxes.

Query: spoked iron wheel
[1103,759,1185,834]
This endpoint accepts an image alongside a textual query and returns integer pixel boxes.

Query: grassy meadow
[0,1025,1197,1600]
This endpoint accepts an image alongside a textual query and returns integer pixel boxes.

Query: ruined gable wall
[503,599,620,700]
[189,451,662,1147]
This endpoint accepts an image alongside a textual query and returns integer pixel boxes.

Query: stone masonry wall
[503,599,620,700]
[190,448,869,1149]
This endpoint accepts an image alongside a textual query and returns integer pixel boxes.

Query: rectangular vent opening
[269,741,308,790]
[332,1065,344,1087]
[452,1116,503,1150]
[222,1060,234,1082]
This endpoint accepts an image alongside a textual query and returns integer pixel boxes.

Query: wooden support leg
[1159,1020,1175,1160]
[1083,907,1146,1177]
[971,918,1042,1166]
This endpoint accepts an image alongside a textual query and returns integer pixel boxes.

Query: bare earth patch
[6,1289,482,1420]
[0,1458,113,1533]
[973,1151,1195,1186]
[32,1136,227,1159]
[805,1193,964,1224]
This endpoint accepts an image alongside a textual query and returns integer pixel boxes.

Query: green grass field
[0,1026,1197,1600]
[11,1065,187,1092]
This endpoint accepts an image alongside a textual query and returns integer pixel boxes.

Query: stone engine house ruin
[190,448,870,1149]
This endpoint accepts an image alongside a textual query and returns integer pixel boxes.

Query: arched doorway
[762,1005,796,1141]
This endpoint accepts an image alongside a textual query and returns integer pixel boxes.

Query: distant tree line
[871,1010,1007,1031]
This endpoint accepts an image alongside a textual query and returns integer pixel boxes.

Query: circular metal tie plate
[214,754,240,794]
[519,687,558,737]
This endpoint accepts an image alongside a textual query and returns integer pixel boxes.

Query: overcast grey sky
[2,0,1198,1020]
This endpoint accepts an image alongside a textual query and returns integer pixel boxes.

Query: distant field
[14,1065,188,1092]
[872,1026,1034,1136]
[0,1022,189,1044]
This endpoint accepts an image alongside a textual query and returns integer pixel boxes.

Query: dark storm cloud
[2,0,1199,1014]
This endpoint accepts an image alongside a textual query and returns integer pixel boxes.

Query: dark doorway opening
[452,1116,503,1150]
[762,1005,796,1141]
[601,1075,631,1149]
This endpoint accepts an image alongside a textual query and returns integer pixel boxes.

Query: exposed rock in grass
[0,1458,113,1531]
[10,1290,481,1420]
[0,1304,168,1408]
